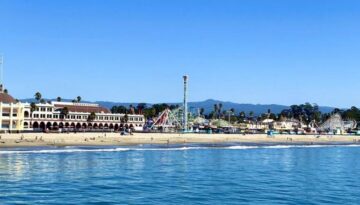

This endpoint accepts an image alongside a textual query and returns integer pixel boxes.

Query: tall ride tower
[183,75,189,131]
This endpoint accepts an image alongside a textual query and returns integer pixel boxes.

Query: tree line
[28,92,360,124]
[112,102,360,124]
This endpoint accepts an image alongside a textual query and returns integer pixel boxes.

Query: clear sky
[0,0,359,107]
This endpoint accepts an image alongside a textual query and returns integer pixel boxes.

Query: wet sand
[1,132,360,148]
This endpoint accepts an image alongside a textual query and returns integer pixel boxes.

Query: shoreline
[1,132,360,148]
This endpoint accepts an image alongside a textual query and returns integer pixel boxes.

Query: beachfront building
[272,118,304,132]
[27,101,145,131]
[0,85,30,132]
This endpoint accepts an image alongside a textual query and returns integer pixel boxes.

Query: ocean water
[1,144,360,205]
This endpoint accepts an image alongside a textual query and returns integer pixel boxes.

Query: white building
[0,86,29,132]
[28,101,145,131]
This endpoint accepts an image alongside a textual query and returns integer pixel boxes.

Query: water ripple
[1,145,360,204]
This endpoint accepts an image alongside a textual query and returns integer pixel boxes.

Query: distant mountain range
[20,98,336,116]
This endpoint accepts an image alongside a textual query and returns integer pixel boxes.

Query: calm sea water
[1,144,360,205]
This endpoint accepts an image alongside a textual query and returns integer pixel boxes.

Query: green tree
[30,102,36,112]
[200,108,205,116]
[143,107,156,118]
[56,97,62,102]
[219,103,223,118]
[61,107,69,117]
[34,92,42,102]
[213,104,218,119]
[111,106,118,113]
[137,103,147,114]
[77,96,81,103]
[87,112,96,122]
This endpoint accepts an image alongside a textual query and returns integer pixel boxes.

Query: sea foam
[1,144,360,155]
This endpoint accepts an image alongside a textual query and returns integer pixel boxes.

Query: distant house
[272,118,303,131]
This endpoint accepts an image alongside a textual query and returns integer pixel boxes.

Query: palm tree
[226,110,234,123]
[61,107,69,118]
[34,92,42,102]
[30,102,36,112]
[213,104,218,119]
[219,103,223,118]
[87,112,96,122]
[56,97,62,102]
[200,108,205,116]
[249,111,254,121]
[77,96,81,103]
[40,99,46,104]
[124,114,129,123]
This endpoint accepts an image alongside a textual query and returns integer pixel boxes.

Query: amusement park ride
[147,75,358,134]
[149,75,191,132]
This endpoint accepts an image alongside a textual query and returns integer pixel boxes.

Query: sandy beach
[1,132,360,148]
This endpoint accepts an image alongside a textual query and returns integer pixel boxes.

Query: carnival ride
[318,113,357,133]
[150,107,185,130]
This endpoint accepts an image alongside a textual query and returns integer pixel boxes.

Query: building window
[41,108,46,112]
[47,114,52,118]
[40,114,46,118]
[34,114,39,118]
[47,108,52,112]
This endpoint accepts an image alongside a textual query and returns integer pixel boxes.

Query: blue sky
[0,0,359,107]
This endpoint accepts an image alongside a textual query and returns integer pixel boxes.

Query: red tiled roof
[54,104,110,114]
[0,92,16,104]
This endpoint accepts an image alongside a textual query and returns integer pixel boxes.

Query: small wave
[1,144,360,155]
[0,148,130,154]
[134,147,209,151]
[226,146,259,150]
